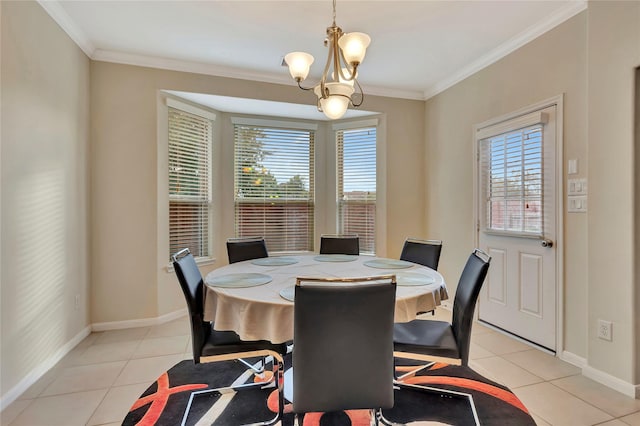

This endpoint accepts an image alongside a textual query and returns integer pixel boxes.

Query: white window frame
[161,97,217,269]
[334,121,378,255]
[231,117,318,254]
[478,111,547,238]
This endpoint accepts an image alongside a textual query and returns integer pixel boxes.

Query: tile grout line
[545,380,635,422]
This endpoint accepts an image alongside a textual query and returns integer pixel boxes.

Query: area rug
[122,355,535,425]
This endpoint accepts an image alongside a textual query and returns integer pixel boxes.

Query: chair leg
[395,361,436,381]
[238,356,265,373]
[376,408,403,426]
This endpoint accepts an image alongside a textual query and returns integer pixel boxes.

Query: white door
[476,104,558,351]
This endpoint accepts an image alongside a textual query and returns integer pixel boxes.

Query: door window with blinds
[337,127,376,254]
[168,106,213,259]
[234,124,314,252]
[479,112,546,236]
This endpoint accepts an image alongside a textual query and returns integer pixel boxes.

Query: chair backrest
[400,238,443,270]
[293,275,396,413]
[451,249,491,364]
[319,234,359,255]
[226,236,268,264]
[172,248,208,363]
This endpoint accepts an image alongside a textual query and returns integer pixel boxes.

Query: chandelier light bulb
[285,52,314,81]
[320,96,350,119]
[314,82,355,119]
[338,32,371,65]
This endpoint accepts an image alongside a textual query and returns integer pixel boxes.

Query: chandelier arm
[351,78,364,107]
[337,50,358,81]
[318,33,337,99]
[331,29,342,83]
[296,79,316,92]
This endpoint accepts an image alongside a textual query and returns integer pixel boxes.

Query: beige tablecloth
[203,254,448,344]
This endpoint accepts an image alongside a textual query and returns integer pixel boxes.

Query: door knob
[541,239,553,248]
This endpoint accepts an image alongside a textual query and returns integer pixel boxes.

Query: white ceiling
[41,0,586,118]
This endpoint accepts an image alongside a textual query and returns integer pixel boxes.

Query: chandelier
[284,0,371,120]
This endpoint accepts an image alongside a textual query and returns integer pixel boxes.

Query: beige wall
[424,3,640,386]
[586,1,640,384]
[90,61,425,323]
[1,1,90,400]
[425,12,588,356]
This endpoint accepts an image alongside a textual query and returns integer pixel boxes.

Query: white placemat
[396,271,436,286]
[313,254,359,262]
[208,273,272,288]
[279,286,295,302]
[251,257,299,266]
[364,258,414,269]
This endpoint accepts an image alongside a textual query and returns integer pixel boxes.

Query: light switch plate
[568,178,587,195]
[568,195,587,213]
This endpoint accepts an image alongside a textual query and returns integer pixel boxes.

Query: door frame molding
[472,94,564,355]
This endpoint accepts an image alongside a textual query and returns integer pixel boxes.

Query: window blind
[337,127,376,254]
[168,107,212,259]
[234,125,314,252]
[480,124,543,235]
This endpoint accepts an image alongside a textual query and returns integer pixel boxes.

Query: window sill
[165,256,217,273]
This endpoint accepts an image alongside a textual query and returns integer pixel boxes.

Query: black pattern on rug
[122,355,535,426]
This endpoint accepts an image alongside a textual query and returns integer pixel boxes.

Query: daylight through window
[234,125,315,252]
[481,124,543,235]
[337,127,377,254]
[168,107,213,259]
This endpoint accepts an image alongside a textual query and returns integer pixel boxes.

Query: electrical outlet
[597,319,612,341]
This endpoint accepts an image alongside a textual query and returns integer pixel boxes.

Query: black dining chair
[319,233,359,255]
[393,249,491,367]
[226,236,268,264]
[292,275,397,425]
[400,238,443,315]
[172,248,286,425]
[400,237,443,270]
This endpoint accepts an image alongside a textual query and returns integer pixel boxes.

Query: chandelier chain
[332,0,337,26]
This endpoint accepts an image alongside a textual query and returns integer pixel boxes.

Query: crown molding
[39,0,586,102]
[92,49,425,100]
[422,0,588,100]
[361,84,425,101]
[93,49,298,86]
[37,0,94,57]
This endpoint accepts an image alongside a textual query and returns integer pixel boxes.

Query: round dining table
[203,254,448,344]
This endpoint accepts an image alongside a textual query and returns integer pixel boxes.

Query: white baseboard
[1,308,188,413]
[91,308,187,332]
[582,365,638,398]
[560,350,587,368]
[0,326,91,411]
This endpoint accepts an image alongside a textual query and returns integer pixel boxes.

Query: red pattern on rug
[401,375,529,413]
[129,372,208,426]
[266,390,372,425]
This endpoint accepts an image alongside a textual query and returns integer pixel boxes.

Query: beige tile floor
[3,310,640,426]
